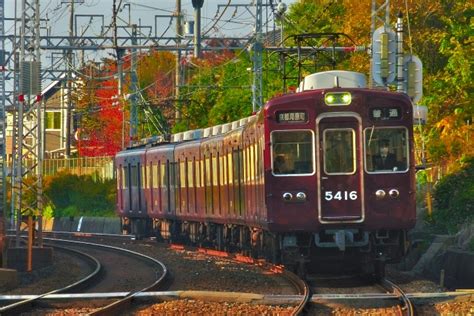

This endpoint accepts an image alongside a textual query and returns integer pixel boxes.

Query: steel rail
[42,237,169,316]
[281,270,311,316]
[380,278,415,316]
[0,244,101,316]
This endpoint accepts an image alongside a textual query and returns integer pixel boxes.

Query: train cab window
[272,130,314,175]
[323,129,355,174]
[365,127,408,173]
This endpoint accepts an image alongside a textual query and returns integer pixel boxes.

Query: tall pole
[252,0,263,112]
[113,0,125,147]
[17,0,43,270]
[0,0,6,267]
[175,0,182,120]
[192,0,204,58]
[65,0,74,157]
[129,24,138,141]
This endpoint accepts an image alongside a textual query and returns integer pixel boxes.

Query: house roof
[41,72,78,100]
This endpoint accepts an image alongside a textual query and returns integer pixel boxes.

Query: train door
[130,163,138,212]
[317,114,364,223]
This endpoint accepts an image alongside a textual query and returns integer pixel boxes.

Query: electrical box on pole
[20,61,42,95]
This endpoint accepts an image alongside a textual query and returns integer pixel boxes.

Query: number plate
[324,191,358,201]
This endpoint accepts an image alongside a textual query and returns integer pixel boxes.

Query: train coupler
[315,229,369,251]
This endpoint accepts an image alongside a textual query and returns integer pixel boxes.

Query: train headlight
[324,92,352,106]
[282,192,293,201]
[375,189,386,200]
[296,192,307,201]
[389,189,400,198]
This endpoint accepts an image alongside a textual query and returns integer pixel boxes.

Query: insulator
[380,33,389,78]
[407,61,417,98]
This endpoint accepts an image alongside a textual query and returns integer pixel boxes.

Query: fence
[42,156,115,179]
[6,156,115,179]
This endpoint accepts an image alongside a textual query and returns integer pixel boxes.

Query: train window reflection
[324,129,355,174]
[272,130,314,175]
[365,127,408,173]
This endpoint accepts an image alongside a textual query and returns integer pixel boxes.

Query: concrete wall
[50,217,121,234]
[425,248,474,289]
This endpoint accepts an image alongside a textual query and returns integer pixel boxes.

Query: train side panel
[115,148,147,218]
[145,144,176,219]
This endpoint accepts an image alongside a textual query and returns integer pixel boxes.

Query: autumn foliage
[76,61,124,156]
[75,1,472,171]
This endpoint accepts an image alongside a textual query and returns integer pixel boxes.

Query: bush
[431,157,474,233]
[44,172,116,217]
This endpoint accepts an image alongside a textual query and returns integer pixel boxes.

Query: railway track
[2,237,169,315]
[8,231,456,314]
[380,278,415,316]
[307,273,416,315]
[41,232,309,314]
[0,243,101,315]
[279,268,311,315]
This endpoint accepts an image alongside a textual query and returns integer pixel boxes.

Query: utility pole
[16,0,43,271]
[65,0,74,157]
[113,0,125,146]
[0,0,6,267]
[175,0,182,120]
[129,24,138,141]
[252,0,263,112]
[192,0,204,58]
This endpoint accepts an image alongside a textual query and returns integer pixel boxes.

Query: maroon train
[115,71,416,277]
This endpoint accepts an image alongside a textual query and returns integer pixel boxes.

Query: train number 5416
[324,191,358,201]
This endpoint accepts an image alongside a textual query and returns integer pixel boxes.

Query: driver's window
[365,128,408,173]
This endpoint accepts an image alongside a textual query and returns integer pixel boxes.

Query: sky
[3,0,295,90]
[4,0,296,38]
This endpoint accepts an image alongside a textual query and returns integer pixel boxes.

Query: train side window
[122,166,128,188]
[130,165,138,187]
[142,163,147,189]
[117,165,122,189]
[180,160,186,189]
[161,161,167,189]
[365,127,408,173]
[187,158,194,189]
[205,153,213,214]
[323,129,355,175]
[272,130,314,175]
[153,162,159,189]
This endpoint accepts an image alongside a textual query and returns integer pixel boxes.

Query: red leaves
[77,61,125,156]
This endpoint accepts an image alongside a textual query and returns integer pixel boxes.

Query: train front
[263,71,416,275]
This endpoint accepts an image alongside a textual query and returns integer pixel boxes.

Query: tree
[76,59,123,156]
[135,51,176,137]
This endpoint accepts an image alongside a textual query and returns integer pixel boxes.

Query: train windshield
[272,130,314,175]
[365,127,409,173]
[323,129,356,174]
